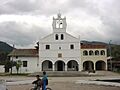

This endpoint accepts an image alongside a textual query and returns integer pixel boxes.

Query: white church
[8,13,107,73]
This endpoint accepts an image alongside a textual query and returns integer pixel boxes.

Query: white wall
[39,32,81,71]
[10,57,39,73]
[81,48,107,70]
[0,65,5,73]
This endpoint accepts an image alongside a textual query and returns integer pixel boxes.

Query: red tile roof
[8,49,38,57]
[81,44,107,49]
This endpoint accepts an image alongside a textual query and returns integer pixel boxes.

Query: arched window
[61,34,64,40]
[55,34,59,40]
[101,50,105,55]
[89,50,94,55]
[95,50,99,55]
[83,50,88,56]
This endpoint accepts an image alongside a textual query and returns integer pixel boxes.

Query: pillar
[39,62,42,71]
[65,64,67,71]
[105,60,108,70]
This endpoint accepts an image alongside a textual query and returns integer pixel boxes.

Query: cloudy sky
[0,0,120,48]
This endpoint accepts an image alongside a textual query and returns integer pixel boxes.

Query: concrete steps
[28,71,96,77]
[28,71,120,77]
[95,71,120,76]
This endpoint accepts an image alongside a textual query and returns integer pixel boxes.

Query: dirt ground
[7,82,120,90]
[6,76,120,90]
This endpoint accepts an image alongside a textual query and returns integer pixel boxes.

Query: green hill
[0,41,14,64]
[0,41,13,53]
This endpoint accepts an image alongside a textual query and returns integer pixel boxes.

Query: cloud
[0,0,120,47]
[0,0,70,15]
[0,21,49,47]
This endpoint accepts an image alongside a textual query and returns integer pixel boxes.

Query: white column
[78,64,81,71]
[39,58,42,71]
[39,62,42,71]
[65,64,67,71]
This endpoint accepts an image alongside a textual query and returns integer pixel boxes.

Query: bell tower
[52,13,67,33]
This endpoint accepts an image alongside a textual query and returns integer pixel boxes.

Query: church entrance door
[55,60,65,71]
[57,61,63,71]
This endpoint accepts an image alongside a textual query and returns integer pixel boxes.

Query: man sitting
[32,75,42,90]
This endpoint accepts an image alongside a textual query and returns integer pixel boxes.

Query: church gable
[65,33,79,42]
[40,33,54,42]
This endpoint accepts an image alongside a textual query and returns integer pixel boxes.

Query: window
[48,61,52,68]
[83,50,88,56]
[95,50,99,55]
[70,44,74,49]
[101,50,105,55]
[46,45,50,49]
[16,56,18,59]
[55,34,59,40]
[89,50,94,55]
[58,53,62,58]
[23,61,27,67]
[59,47,61,49]
[61,34,64,40]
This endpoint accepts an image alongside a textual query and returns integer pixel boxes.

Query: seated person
[32,75,42,90]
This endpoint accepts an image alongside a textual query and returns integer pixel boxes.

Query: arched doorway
[67,60,79,71]
[55,60,65,71]
[42,60,53,71]
[83,61,94,71]
[96,61,106,70]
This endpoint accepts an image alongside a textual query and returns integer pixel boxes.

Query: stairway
[28,71,96,77]
[28,71,120,77]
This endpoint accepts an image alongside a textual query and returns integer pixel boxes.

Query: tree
[4,60,16,73]
[15,60,22,74]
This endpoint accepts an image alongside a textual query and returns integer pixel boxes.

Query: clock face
[56,20,63,28]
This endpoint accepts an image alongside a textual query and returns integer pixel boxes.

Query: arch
[101,50,105,55]
[83,61,94,71]
[67,60,79,71]
[83,50,88,56]
[42,60,53,71]
[96,60,106,70]
[89,50,94,55]
[55,60,65,71]
[95,50,99,55]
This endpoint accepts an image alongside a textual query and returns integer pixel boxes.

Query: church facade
[8,13,107,73]
[39,13,81,71]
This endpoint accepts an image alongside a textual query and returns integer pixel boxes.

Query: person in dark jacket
[32,75,42,90]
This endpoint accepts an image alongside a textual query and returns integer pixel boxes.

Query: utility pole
[109,40,112,71]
